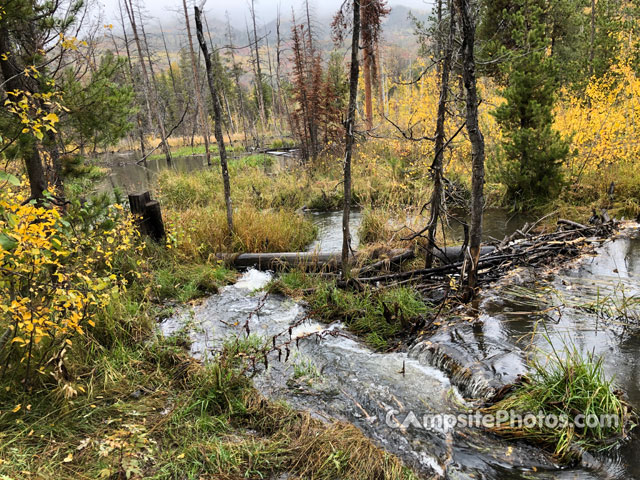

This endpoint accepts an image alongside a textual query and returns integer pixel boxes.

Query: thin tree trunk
[118,0,146,158]
[195,6,233,235]
[160,24,179,98]
[227,14,252,148]
[342,0,361,278]
[138,12,172,164]
[124,0,172,165]
[264,31,280,134]
[182,0,212,165]
[589,0,596,77]
[375,43,384,115]
[275,7,291,133]
[203,14,236,139]
[361,4,373,131]
[425,0,455,269]
[455,0,485,302]
[45,131,64,193]
[249,0,267,130]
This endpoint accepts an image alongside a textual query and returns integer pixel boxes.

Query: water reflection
[305,210,362,253]
[96,153,209,194]
[446,207,538,243]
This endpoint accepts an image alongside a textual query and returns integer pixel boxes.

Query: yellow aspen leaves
[0,181,142,385]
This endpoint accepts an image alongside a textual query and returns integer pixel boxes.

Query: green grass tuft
[153,262,235,302]
[485,343,632,462]
[308,281,429,350]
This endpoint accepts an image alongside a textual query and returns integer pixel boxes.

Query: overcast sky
[98,0,433,26]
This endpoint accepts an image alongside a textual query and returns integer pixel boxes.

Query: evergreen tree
[482,0,570,210]
[59,52,135,153]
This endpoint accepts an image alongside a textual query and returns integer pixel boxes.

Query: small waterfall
[409,341,496,399]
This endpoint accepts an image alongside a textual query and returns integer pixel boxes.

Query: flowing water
[160,269,561,479]
[305,211,362,252]
[476,228,640,479]
[159,221,640,479]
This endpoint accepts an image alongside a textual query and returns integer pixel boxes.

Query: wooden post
[128,191,165,242]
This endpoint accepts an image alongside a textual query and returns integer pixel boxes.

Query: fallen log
[218,220,615,281]
[221,248,413,272]
[219,252,342,270]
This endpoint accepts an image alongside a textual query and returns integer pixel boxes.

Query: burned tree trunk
[195,6,234,235]
[129,191,165,242]
[342,0,361,278]
[455,0,485,301]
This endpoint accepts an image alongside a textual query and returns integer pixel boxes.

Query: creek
[159,223,640,479]
[99,153,639,478]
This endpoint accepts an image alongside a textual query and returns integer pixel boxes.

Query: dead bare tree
[360,0,389,131]
[455,0,485,301]
[425,0,455,269]
[195,6,234,236]
[117,0,147,158]
[124,0,172,165]
[203,14,236,144]
[182,0,212,165]
[275,7,292,133]
[249,0,268,130]
[159,24,179,99]
[226,13,253,147]
[264,27,280,134]
[340,0,361,278]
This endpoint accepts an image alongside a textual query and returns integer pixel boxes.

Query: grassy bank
[0,178,419,479]
[154,142,439,259]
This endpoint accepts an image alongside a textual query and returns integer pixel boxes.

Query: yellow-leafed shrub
[0,181,141,391]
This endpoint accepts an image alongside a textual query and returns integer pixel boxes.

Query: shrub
[0,183,141,389]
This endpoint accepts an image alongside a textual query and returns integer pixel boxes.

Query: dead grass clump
[168,205,317,259]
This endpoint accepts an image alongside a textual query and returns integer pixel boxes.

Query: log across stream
[218,245,496,270]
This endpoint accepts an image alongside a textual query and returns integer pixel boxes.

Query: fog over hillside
[100,0,430,56]
[99,0,432,25]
